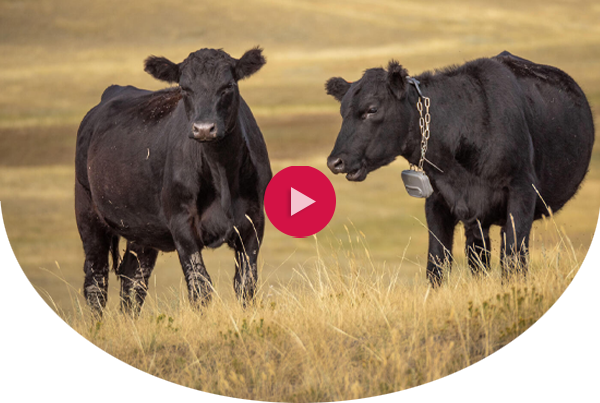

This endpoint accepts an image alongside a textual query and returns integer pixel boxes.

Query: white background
[0,202,598,402]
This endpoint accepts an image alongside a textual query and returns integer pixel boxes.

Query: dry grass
[56,223,579,402]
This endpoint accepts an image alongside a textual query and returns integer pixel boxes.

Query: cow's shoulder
[237,98,273,191]
[417,56,510,86]
[99,86,183,124]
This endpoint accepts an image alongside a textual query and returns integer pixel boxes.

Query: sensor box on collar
[401,170,434,198]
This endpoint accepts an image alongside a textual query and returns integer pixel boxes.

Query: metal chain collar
[406,76,432,173]
[416,96,431,171]
[402,77,435,199]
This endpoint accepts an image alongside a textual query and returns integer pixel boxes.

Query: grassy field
[1,0,599,400]
[57,241,580,401]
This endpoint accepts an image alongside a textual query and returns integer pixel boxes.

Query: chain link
[416,96,431,171]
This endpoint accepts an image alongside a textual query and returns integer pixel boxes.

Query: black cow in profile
[325,51,594,286]
[75,47,272,315]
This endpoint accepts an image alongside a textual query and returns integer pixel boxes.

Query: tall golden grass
[51,218,580,402]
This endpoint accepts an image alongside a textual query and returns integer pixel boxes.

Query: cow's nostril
[192,123,203,134]
[327,157,345,173]
[192,122,217,139]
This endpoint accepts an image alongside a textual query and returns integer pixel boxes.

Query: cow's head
[325,60,411,181]
[144,47,265,142]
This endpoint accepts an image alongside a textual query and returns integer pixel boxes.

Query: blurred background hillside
[0,0,598,311]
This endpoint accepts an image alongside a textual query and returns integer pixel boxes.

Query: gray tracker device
[401,170,434,198]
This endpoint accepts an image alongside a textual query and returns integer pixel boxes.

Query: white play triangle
[290,187,316,216]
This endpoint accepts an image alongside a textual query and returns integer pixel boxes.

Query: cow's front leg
[464,223,491,276]
[232,211,264,305]
[183,251,212,306]
[170,213,213,307]
[425,194,458,287]
[501,178,536,277]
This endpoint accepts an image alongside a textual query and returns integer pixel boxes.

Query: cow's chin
[346,166,368,182]
[345,155,396,182]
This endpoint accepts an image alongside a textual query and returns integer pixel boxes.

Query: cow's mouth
[346,166,367,182]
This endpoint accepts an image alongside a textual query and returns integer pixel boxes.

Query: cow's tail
[110,235,121,274]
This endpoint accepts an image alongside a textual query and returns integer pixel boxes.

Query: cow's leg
[169,213,213,307]
[425,195,458,287]
[464,223,491,276]
[75,182,113,317]
[501,179,536,277]
[118,242,158,315]
[181,249,212,307]
[232,212,264,305]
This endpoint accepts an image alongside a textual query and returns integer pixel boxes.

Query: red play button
[265,166,336,238]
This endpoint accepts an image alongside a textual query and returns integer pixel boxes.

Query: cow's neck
[201,116,247,214]
[399,89,425,166]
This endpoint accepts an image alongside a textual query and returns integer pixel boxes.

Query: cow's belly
[93,195,175,251]
[104,217,176,252]
[87,147,176,251]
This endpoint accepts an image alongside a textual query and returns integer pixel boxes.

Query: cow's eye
[180,86,192,95]
[362,107,378,120]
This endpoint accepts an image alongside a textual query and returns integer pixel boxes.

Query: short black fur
[325,77,352,102]
[144,56,181,83]
[235,46,266,80]
[76,47,272,316]
[325,51,595,286]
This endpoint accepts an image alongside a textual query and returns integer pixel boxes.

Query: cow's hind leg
[501,178,536,277]
[464,222,491,276]
[232,212,264,306]
[425,195,458,287]
[118,242,158,315]
[75,182,114,317]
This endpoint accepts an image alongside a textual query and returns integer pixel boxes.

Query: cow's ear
[144,56,181,83]
[387,59,409,98]
[325,77,351,102]
[234,46,266,81]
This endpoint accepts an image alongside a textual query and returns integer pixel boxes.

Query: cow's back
[495,52,595,216]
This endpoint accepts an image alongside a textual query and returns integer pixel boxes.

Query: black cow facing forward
[325,51,594,285]
[75,47,272,315]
